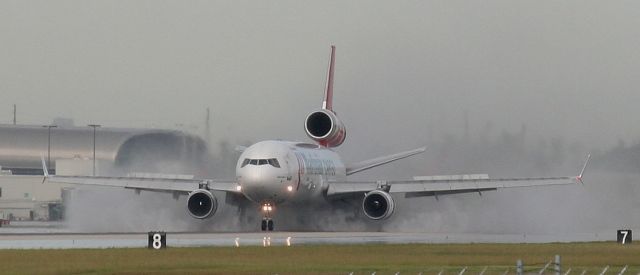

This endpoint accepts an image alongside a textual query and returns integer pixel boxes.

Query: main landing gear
[261,203,274,231]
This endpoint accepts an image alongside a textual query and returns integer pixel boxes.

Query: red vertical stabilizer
[304,45,346,147]
[322,45,336,111]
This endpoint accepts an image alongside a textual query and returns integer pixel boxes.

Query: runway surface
[0,223,613,249]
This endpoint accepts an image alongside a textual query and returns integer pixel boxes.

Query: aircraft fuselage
[236,140,347,206]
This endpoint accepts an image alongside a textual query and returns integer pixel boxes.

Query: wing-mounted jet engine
[187,189,218,219]
[362,190,395,220]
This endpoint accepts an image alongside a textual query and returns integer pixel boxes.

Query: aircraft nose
[241,168,262,188]
[240,166,263,188]
[238,166,292,204]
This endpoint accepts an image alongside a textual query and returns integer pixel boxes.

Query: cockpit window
[268,158,280,168]
[241,158,281,168]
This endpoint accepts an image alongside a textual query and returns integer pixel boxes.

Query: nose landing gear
[260,203,274,231]
[261,218,274,231]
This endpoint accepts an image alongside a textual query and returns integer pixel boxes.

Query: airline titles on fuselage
[295,151,336,176]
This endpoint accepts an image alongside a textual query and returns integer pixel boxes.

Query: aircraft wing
[328,154,590,198]
[46,175,239,193]
[42,158,239,194]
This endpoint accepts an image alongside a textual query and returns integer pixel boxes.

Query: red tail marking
[323,45,336,111]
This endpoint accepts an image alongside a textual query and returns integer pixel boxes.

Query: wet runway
[0,229,613,249]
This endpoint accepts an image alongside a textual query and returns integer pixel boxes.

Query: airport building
[0,123,209,221]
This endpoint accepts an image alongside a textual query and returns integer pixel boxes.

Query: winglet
[322,45,336,111]
[41,155,49,183]
[576,153,591,184]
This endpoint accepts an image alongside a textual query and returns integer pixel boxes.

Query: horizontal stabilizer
[346,147,426,175]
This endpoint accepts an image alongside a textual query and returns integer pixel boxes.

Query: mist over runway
[0,231,615,249]
[58,171,639,235]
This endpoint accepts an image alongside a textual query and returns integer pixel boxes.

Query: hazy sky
[2,1,640,157]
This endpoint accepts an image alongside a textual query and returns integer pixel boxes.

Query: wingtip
[40,155,49,178]
[577,153,591,184]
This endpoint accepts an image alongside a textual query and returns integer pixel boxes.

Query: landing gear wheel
[261,219,267,231]
[267,220,274,231]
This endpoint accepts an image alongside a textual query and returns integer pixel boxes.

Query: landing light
[287,185,293,192]
[236,185,242,192]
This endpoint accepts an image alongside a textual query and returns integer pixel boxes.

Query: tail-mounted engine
[304,109,346,147]
[362,190,395,220]
[187,189,218,219]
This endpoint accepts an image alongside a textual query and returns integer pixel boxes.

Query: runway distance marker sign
[148,232,167,249]
[617,230,632,244]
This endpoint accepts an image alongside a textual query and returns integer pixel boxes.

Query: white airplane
[43,46,590,231]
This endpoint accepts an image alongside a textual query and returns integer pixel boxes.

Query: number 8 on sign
[148,231,166,249]
[153,234,162,249]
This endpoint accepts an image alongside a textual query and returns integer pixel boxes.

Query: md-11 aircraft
[43,46,590,231]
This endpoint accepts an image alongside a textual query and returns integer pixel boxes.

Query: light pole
[42,125,57,172]
[87,124,101,176]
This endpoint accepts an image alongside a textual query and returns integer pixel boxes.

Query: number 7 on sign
[621,231,628,244]
[617,229,632,244]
